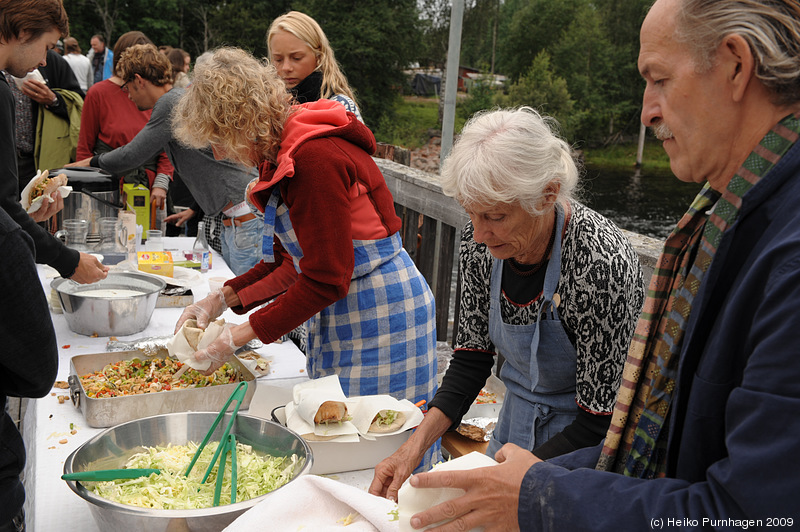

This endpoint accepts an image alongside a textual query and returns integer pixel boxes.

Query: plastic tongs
[61,468,160,481]
[213,433,238,505]
[184,380,248,506]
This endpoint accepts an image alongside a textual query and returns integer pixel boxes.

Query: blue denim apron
[486,204,577,456]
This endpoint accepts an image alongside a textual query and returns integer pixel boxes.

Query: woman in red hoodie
[172,47,439,469]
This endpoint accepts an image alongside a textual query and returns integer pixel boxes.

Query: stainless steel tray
[68,350,256,428]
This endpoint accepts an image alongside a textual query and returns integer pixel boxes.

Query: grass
[375,95,672,172]
[582,141,673,172]
[373,96,466,150]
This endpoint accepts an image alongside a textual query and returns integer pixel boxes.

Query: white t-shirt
[63,53,93,92]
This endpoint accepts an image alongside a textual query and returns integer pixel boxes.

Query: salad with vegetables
[86,441,300,509]
[80,357,238,398]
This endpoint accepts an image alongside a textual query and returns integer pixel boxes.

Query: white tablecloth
[21,237,375,532]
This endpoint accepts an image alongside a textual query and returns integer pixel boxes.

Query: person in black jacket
[0,207,58,532]
[0,2,68,528]
[0,0,107,284]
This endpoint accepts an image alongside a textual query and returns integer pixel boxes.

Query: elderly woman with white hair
[370,106,645,500]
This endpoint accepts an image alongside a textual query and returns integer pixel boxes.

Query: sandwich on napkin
[21,169,71,213]
[167,318,227,371]
[290,375,359,440]
[369,409,406,433]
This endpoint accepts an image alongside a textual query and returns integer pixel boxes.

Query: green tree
[416,0,450,68]
[547,2,617,140]
[295,0,422,128]
[595,0,652,141]
[491,0,648,143]
[458,75,499,122]
[496,0,585,83]
[210,0,290,57]
[460,0,501,72]
[499,51,581,139]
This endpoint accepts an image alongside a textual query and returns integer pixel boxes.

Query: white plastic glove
[193,325,243,375]
[175,288,228,333]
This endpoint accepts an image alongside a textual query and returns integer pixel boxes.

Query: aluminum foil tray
[68,350,256,428]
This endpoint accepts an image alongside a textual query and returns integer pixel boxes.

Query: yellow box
[137,251,174,277]
[122,183,150,229]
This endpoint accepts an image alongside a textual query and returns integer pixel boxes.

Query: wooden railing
[374,153,663,345]
[375,156,468,343]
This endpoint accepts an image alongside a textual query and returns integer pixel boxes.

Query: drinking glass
[145,229,164,251]
[55,219,89,250]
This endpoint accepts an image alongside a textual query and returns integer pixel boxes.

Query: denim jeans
[220,215,262,275]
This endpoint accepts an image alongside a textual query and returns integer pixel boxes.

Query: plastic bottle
[192,221,211,273]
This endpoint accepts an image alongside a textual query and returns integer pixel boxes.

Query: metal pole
[635,120,646,168]
[440,0,464,169]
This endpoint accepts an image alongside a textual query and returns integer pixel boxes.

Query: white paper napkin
[11,69,44,88]
[349,396,424,437]
[291,375,361,437]
[20,170,72,213]
[223,475,399,532]
[286,401,359,442]
[397,452,499,532]
[286,376,425,442]
[166,318,227,371]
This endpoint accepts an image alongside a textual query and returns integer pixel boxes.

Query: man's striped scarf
[597,112,800,478]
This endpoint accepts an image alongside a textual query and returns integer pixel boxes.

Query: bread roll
[314,401,348,424]
[29,170,68,204]
[181,319,204,350]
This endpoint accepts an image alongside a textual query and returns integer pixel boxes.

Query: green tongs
[61,468,160,482]
[62,380,249,506]
[184,380,248,506]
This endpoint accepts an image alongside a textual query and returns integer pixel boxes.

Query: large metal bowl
[63,412,313,532]
[53,271,166,336]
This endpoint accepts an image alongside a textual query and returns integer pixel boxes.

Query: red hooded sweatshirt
[226,100,402,344]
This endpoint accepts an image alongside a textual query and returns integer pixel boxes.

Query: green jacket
[34,88,83,170]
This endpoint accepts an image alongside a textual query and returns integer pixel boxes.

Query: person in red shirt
[77,30,172,210]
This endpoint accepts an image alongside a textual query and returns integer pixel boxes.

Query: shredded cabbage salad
[86,441,299,509]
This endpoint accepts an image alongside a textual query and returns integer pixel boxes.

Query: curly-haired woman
[172,47,439,469]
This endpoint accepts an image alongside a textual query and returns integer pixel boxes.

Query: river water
[441,164,701,332]
[580,165,702,240]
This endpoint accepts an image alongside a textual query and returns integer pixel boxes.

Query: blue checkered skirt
[305,234,437,404]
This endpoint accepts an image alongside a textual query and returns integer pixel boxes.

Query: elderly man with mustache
[399,0,800,530]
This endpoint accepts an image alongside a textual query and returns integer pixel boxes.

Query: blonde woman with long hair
[267,10,362,121]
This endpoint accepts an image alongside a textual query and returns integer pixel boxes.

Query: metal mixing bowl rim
[62,411,314,517]
[52,271,167,297]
